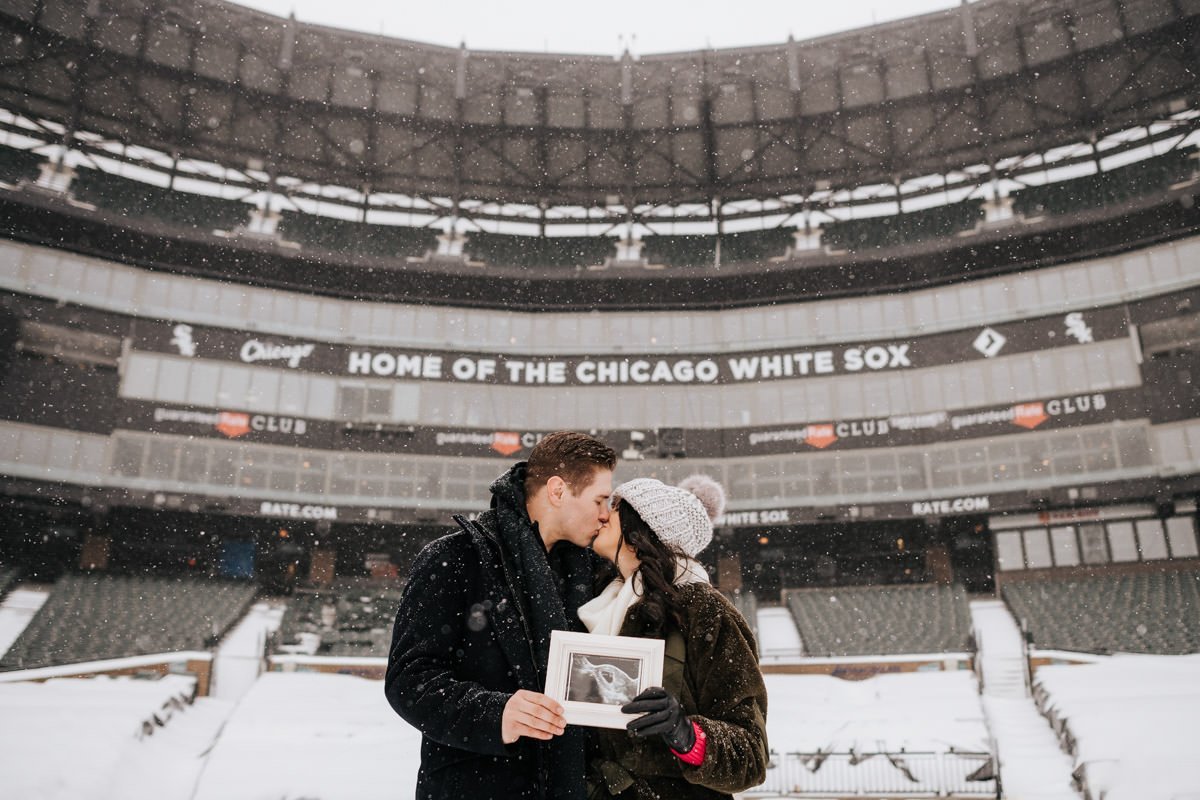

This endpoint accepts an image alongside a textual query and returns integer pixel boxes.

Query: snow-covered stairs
[0,587,48,658]
[210,601,285,701]
[971,599,1080,800]
[971,599,1028,699]
[756,605,804,661]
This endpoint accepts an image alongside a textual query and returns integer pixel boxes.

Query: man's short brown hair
[524,431,617,498]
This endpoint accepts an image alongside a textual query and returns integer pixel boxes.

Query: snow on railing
[747,750,998,798]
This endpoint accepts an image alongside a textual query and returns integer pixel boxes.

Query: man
[385,431,617,800]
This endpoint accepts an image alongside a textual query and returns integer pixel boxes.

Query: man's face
[556,468,614,548]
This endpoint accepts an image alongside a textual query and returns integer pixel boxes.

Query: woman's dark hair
[595,500,689,634]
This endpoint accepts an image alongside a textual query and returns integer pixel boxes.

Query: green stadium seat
[786,583,973,657]
[0,573,257,671]
[71,168,251,232]
[272,577,404,659]
[1011,146,1198,218]
[821,199,985,252]
[276,211,438,261]
[0,147,45,185]
[1002,571,1200,655]
[465,231,615,269]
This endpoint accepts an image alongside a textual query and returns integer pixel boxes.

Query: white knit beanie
[612,475,726,558]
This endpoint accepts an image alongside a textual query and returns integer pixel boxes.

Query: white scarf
[578,557,709,636]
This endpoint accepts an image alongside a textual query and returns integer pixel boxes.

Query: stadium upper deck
[0,0,1196,254]
[0,0,1197,589]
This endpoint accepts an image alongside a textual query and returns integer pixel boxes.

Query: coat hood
[489,461,529,517]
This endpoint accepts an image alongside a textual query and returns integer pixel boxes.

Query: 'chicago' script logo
[240,339,315,368]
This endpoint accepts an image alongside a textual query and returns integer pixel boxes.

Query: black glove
[621,686,695,753]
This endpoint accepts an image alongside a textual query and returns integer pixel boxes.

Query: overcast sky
[229,0,965,55]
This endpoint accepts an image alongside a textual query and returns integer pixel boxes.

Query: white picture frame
[545,629,665,729]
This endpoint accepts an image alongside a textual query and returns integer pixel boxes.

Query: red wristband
[671,721,706,766]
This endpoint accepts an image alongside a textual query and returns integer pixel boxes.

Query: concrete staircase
[971,599,1081,800]
[972,599,1029,699]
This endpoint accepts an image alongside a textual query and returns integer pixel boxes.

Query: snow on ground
[764,669,989,754]
[1035,654,1200,800]
[5,659,1195,799]
[104,696,236,800]
[0,587,48,656]
[0,675,197,800]
[192,672,423,800]
[0,668,990,800]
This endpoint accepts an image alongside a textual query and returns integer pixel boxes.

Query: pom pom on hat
[677,474,725,522]
[612,474,726,558]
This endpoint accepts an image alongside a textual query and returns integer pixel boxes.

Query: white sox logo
[1064,312,1094,343]
[170,324,196,357]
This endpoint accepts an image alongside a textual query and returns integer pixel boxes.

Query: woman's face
[592,504,623,565]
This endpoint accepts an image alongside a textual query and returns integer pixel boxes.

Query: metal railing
[746,750,999,798]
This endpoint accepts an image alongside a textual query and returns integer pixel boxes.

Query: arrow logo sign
[1013,402,1048,429]
[805,424,837,449]
[491,432,523,456]
[216,412,251,438]
[973,328,1007,358]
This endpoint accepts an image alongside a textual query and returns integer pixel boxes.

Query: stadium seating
[641,228,793,268]
[1011,146,1198,218]
[821,199,985,252]
[719,228,796,264]
[1032,654,1200,800]
[0,147,44,185]
[785,584,973,656]
[1002,571,1200,655]
[7,142,1194,269]
[466,231,615,269]
[277,211,438,261]
[726,589,759,641]
[0,573,257,671]
[273,578,403,659]
[0,564,19,601]
[71,168,251,233]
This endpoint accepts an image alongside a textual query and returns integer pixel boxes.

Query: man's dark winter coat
[385,463,594,800]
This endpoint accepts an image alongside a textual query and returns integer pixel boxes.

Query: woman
[579,475,768,800]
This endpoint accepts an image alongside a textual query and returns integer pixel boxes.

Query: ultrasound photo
[566,654,643,705]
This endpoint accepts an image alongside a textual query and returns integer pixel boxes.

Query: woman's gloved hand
[621,686,696,753]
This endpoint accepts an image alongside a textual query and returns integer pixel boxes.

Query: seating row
[726,589,759,642]
[785,584,973,657]
[273,578,403,659]
[3,143,1193,266]
[0,564,19,602]
[0,573,257,671]
[1002,571,1200,655]
[1033,654,1200,800]
[1012,146,1197,219]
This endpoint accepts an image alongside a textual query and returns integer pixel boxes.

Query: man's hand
[501,690,567,744]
